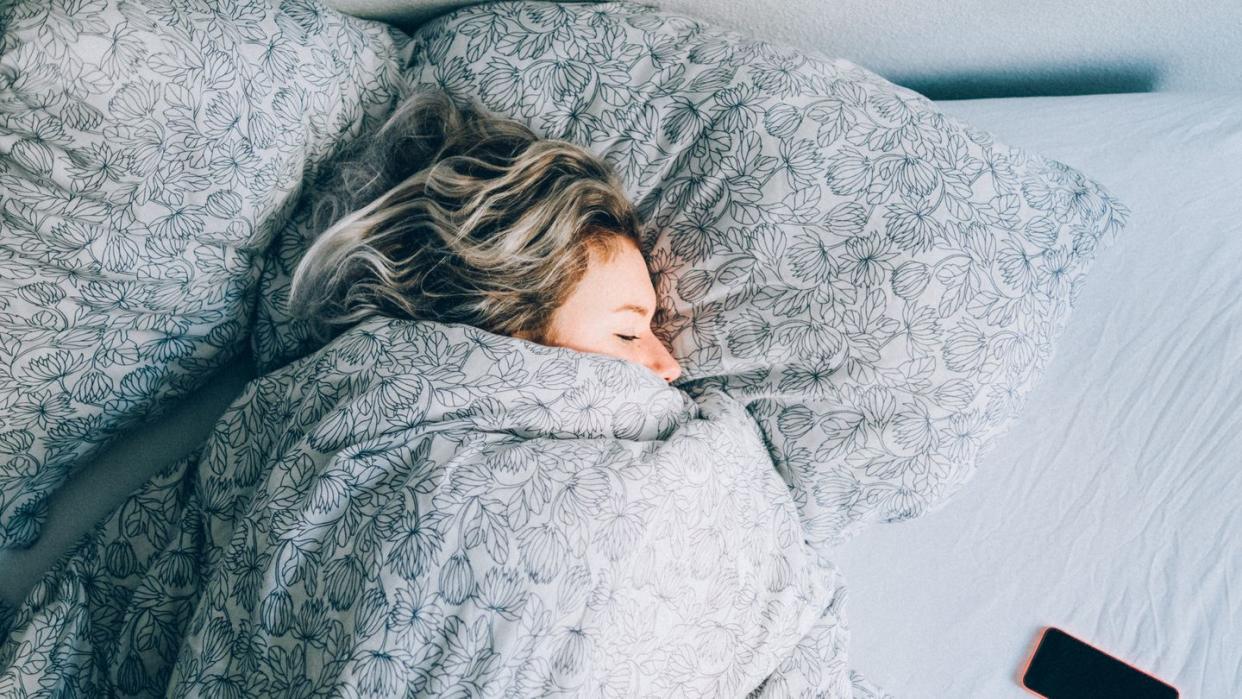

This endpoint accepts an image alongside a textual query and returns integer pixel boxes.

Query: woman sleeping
[289,90,682,385]
[0,90,881,697]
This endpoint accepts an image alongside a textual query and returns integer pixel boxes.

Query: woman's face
[533,236,682,384]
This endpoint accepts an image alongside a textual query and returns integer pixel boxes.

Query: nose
[646,335,682,384]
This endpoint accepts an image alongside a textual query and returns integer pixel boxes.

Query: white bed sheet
[833,92,1242,697]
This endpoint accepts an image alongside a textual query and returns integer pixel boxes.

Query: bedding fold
[0,316,877,697]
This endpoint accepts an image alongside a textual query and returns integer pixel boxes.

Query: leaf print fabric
[233,0,1126,556]
[0,0,408,548]
[0,316,875,697]
[0,0,1130,694]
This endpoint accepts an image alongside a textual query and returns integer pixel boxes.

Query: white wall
[656,0,1242,97]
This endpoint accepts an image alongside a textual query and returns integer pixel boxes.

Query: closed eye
[616,334,638,342]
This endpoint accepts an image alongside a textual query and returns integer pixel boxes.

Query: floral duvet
[0,316,888,698]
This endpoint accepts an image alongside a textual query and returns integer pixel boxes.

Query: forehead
[568,238,655,307]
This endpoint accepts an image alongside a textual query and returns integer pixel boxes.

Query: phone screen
[1021,627,1178,699]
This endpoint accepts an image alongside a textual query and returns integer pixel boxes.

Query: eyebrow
[612,304,651,316]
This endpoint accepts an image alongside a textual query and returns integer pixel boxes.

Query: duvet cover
[0,316,885,698]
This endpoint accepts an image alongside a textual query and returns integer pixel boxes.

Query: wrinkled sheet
[833,92,1242,697]
[0,316,888,697]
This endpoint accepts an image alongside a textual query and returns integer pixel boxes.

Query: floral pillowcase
[400,1,1130,552]
[247,0,1127,553]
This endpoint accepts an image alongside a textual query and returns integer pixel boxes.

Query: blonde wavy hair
[289,89,641,345]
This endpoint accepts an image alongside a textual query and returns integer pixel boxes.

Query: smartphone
[1020,627,1178,699]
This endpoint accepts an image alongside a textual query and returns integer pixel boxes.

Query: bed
[833,91,1242,698]
[1,1,1238,696]
[5,91,1236,699]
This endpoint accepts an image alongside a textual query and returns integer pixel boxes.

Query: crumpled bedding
[0,316,889,697]
[0,0,405,551]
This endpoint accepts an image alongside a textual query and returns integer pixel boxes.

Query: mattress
[832,92,1242,697]
[2,92,1238,698]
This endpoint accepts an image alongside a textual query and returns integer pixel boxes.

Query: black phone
[1020,627,1178,699]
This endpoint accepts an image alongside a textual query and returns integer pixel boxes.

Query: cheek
[544,313,606,353]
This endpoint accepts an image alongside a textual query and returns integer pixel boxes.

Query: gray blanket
[0,316,886,697]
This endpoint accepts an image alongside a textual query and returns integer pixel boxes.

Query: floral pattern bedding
[0,0,405,548]
[1,317,887,697]
[0,0,1131,695]
[254,1,1128,556]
